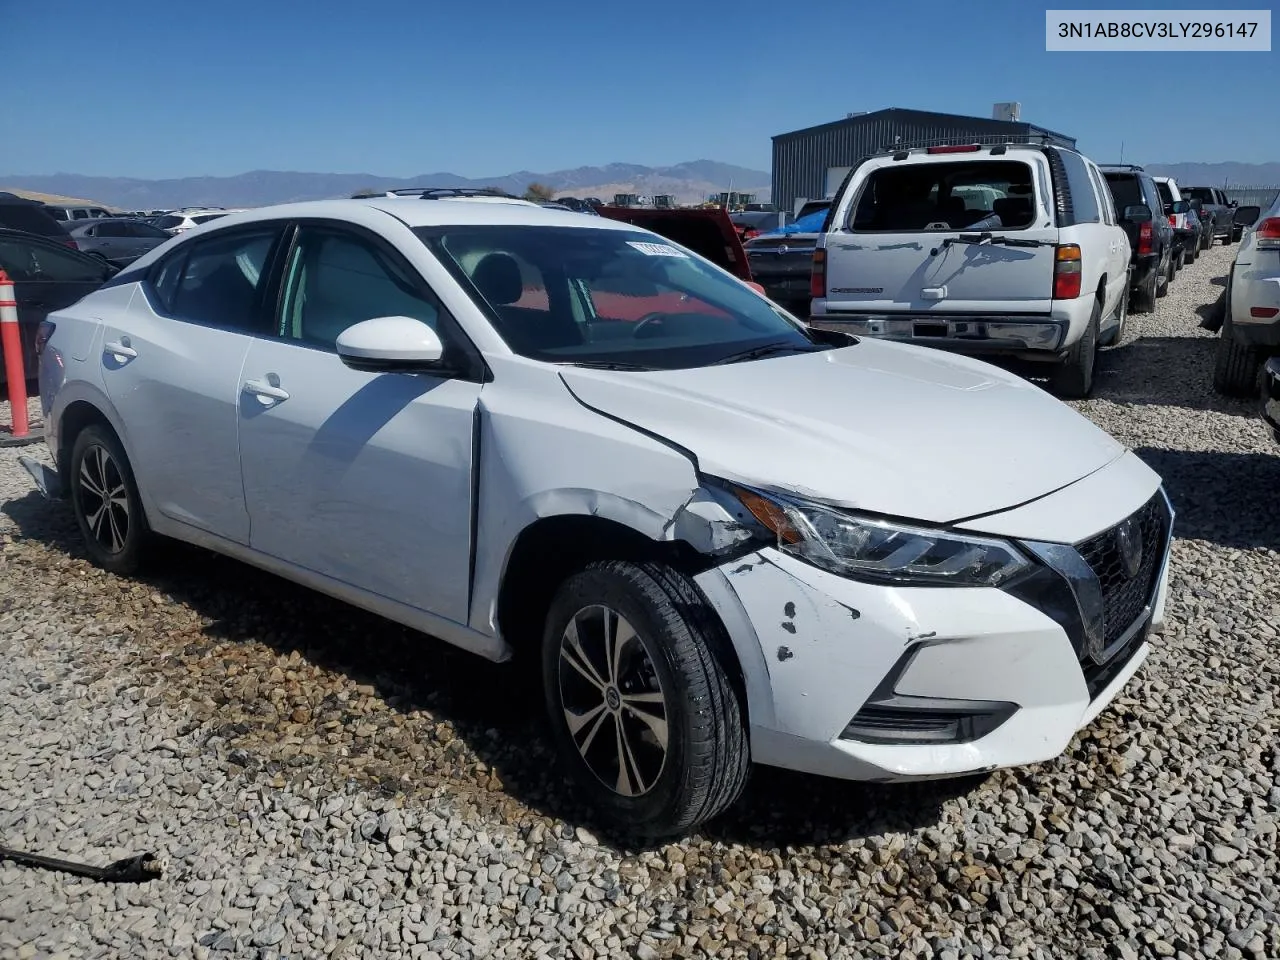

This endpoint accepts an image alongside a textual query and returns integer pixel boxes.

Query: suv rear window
[1104,173,1144,209]
[0,201,69,238]
[1183,187,1214,204]
[850,160,1037,232]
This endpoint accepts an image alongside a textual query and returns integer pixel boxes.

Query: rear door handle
[243,378,290,404]
[103,340,138,360]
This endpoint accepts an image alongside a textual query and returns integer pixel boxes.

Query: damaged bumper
[694,537,1166,782]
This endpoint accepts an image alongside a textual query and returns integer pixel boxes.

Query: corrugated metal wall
[1223,186,1280,210]
[771,111,1076,215]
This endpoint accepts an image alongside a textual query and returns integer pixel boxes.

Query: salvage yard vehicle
[1101,166,1175,314]
[1207,201,1278,396]
[1182,186,1237,246]
[809,141,1132,398]
[0,227,116,386]
[28,198,1173,837]
[1152,177,1195,271]
[744,200,833,317]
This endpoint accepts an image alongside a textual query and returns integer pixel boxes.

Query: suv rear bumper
[808,315,1066,354]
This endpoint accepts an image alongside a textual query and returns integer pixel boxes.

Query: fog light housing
[841,695,1017,745]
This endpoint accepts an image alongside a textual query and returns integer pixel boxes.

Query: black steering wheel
[632,313,671,338]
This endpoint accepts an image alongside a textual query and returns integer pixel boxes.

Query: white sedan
[30,197,1173,837]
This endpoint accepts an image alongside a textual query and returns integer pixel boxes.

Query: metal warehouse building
[772,108,1076,216]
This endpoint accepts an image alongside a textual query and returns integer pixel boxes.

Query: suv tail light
[1053,244,1083,299]
[35,320,56,357]
[926,144,981,154]
[1137,221,1153,256]
[63,237,79,250]
[1168,215,1177,227]
[810,248,827,299]
[1255,217,1280,250]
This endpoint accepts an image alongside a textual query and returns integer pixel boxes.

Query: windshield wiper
[711,342,817,366]
[557,360,656,371]
[937,232,1054,251]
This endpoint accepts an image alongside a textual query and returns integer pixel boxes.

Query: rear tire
[1157,253,1171,297]
[1212,318,1266,397]
[1131,265,1157,315]
[1101,285,1129,346]
[541,560,749,839]
[1049,301,1100,399]
[69,424,151,575]
[1184,239,1197,264]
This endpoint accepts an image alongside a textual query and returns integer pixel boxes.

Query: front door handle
[243,378,290,404]
[104,340,138,360]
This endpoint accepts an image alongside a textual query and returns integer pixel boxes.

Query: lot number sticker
[627,241,689,258]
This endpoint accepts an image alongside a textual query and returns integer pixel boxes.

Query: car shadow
[1089,336,1262,416]
[1131,446,1280,553]
[1,490,958,851]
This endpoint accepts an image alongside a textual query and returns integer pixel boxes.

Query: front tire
[1212,317,1266,397]
[1049,301,1100,399]
[69,424,150,574]
[542,561,749,838]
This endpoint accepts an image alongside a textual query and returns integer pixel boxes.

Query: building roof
[773,107,1074,146]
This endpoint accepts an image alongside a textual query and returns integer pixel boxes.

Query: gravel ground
[1,244,1277,960]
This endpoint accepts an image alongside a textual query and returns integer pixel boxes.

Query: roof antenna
[1119,140,1125,165]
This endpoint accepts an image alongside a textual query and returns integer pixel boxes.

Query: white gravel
[1,244,1277,960]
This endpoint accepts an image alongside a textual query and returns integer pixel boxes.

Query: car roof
[183,198,630,232]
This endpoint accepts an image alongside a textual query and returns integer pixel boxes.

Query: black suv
[0,192,77,248]
[1101,167,1175,313]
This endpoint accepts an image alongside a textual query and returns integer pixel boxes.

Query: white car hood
[559,340,1125,524]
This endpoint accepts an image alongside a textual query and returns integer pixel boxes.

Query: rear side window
[154,215,184,229]
[0,237,107,283]
[1056,151,1101,224]
[127,222,170,239]
[97,222,130,238]
[160,229,279,331]
[850,160,1037,232]
[0,203,67,237]
[1103,173,1143,210]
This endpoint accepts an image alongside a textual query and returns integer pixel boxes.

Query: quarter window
[165,229,279,331]
[0,238,107,282]
[278,227,440,349]
[1056,150,1101,224]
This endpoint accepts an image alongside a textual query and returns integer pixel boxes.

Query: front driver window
[279,228,440,349]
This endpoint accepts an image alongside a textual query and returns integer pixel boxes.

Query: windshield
[417,225,826,369]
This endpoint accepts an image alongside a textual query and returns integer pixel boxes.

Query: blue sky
[4,0,1276,178]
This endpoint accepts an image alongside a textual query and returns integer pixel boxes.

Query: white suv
[28,198,1172,837]
[810,142,1132,397]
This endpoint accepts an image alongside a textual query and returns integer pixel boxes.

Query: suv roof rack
[369,187,520,200]
[878,133,1066,154]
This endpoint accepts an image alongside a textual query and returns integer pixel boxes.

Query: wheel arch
[493,511,751,723]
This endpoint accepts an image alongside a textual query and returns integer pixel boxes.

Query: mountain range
[4,160,1275,213]
[0,160,772,211]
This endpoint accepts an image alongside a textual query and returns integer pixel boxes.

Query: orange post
[1,268,33,440]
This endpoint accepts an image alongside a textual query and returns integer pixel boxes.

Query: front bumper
[807,315,1066,354]
[1263,357,1280,444]
[694,466,1172,782]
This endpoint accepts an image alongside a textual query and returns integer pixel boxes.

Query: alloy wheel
[557,604,669,797]
[78,443,130,554]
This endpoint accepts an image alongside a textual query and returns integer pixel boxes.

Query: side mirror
[1233,205,1261,228]
[1170,199,1190,214]
[336,316,445,373]
[1121,204,1152,223]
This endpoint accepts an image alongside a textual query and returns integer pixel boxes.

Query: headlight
[728,484,1030,587]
